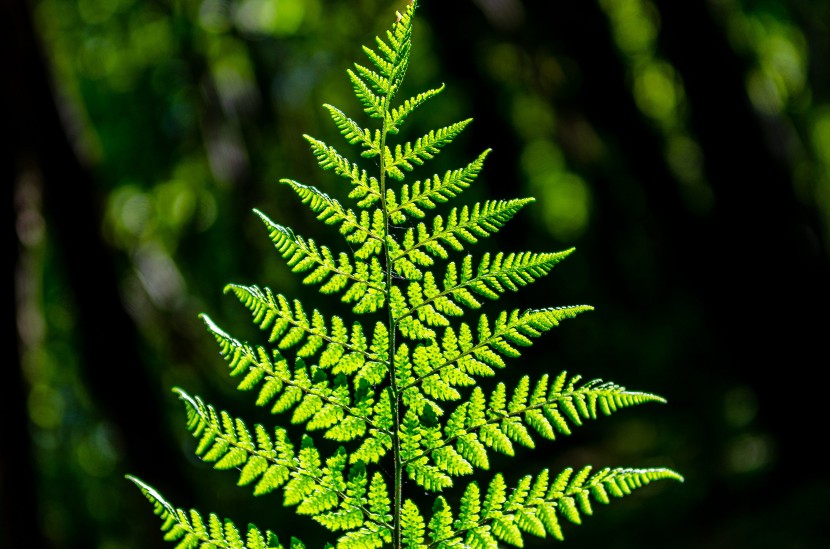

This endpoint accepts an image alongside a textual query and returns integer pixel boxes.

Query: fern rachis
[128,2,682,547]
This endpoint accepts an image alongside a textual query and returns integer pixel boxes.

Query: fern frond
[387,84,446,134]
[384,119,473,181]
[392,199,536,266]
[336,527,389,549]
[400,404,479,493]
[281,180,383,259]
[391,149,490,222]
[132,4,681,549]
[175,391,392,538]
[439,467,683,546]
[403,306,593,388]
[353,61,389,96]
[399,251,576,327]
[428,497,461,548]
[370,1,413,99]
[400,409,454,492]
[323,104,381,158]
[127,475,299,549]
[347,68,386,120]
[389,307,594,442]
[451,249,572,301]
[175,389,294,496]
[255,211,386,312]
[346,0,413,122]
[410,373,665,475]
[350,389,395,465]
[299,451,370,532]
[303,135,382,208]
[215,287,383,371]
[200,316,385,441]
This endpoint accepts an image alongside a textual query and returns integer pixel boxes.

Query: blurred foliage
[9,0,830,547]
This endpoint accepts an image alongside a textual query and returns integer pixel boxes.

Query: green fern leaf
[428,497,460,547]
[399,373,670,485]
[253,212,386,311]
[213,288,380,373]
[397,306,592,398]
[392,149,490,222]
[176,389,294,494]
[323,104,381,157]
[281,180,382,259]
[127,475,291,549]
[130,3,680,548]
[408,249,572,317]
[336,529,386,549]
[481,473,508,523]
[395,199,536,264]
[400,500,425,549]
[304,135,382,207]
[443,467,684,546]
[387,83,446,133]
[385,119,472,180]
[347,68,386,120]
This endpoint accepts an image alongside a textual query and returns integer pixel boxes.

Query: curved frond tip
[127,475,299,548]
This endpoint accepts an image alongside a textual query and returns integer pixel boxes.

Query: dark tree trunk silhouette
[4,1,190,545]
[4,0,58,545]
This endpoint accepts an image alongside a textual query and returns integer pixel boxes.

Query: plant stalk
[378,97,402,548]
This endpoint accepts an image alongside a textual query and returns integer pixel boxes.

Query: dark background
[5,0,830,547]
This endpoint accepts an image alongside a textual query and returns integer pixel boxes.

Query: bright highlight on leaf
[129,2,681,547]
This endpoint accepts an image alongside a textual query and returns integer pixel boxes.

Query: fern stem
[378,94,404,549]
